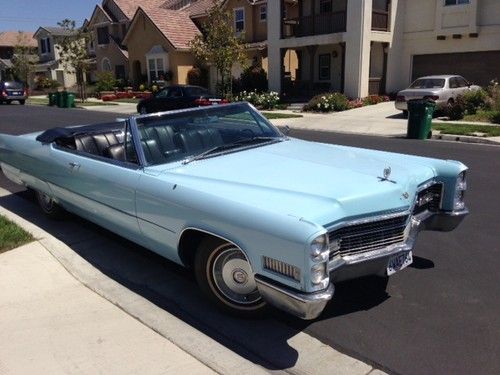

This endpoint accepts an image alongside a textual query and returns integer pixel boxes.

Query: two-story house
[85,0,145,81]
[0,31,37,81]
[32,27,79,89]
[267,0,500,99]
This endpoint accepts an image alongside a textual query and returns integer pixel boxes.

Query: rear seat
[75,131,124,156]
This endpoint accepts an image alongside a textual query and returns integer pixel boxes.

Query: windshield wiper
[182,136,283,165]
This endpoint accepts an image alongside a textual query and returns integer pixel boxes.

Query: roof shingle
[0,31,37,48]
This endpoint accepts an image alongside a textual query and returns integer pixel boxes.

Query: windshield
[136,102,283,165]
[409,79,445,89]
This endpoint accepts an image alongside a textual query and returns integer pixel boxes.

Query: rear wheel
[35,190,65,219]
[194,237,267,317]
[6,100,11,105]
[19,100,25,105]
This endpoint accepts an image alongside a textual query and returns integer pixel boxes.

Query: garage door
[412,51,500,86]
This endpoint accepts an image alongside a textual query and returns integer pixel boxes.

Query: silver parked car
[395,75,481,114]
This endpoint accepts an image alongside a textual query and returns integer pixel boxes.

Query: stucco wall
[478,0,500,26]
[125,12,195,85]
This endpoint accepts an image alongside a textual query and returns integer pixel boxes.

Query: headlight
[310,234,329,262]
[311,263,327,284]
[454,171,467,210]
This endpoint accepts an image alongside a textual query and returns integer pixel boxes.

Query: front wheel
[35,190,65,219]
[194,237,267,317]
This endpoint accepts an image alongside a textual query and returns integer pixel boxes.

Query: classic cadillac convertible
[0,103,468,319]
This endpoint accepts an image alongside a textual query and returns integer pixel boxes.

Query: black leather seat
[177,128,223,154]
[141,139,165,164]
[75,131,123,156]
[139,125,179,155]
[103,144,125,161]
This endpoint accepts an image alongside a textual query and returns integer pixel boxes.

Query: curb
[0,189,386,375]
[432,133,500,145]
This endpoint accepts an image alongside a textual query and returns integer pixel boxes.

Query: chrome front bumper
[255,275,334,320]
[255,208,468,320]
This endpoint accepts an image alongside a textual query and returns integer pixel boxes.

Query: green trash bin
[56,92,64,108]
[66,93,75,108]
[48,92,56,106]
[61,91,69,108]
[407,99,435,139]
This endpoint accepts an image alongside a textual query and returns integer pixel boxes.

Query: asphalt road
[1,104,499,375]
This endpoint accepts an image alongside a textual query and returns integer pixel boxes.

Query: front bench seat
[75,131,123,156]
[177,128,224,154]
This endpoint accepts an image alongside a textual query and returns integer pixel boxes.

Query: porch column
[306,45,318,95]
[344,0,372,98]
[267,0,282,93]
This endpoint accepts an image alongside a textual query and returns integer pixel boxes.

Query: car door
[46,123,143,240]
[152,88,170,112]
[448,77,460,100]
[456,77,471,95]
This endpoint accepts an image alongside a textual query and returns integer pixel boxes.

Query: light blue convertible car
[0,102,468,319]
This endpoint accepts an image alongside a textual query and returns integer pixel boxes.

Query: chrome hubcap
[212,247,261,305]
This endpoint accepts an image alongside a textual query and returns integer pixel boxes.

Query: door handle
[68,162,80,169]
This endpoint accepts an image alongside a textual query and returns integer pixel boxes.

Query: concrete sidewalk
[0,242,214,375]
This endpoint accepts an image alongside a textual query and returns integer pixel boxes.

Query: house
[0,31,37,81]
[123,0,294,91]
[85,0,147,82]
[266,0,500,99]
[32,27,80,89]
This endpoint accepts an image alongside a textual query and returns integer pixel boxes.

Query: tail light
[424,95,439,101]
[1,90,7,97]
[23,89,28,97]
[194,98,211,106]
[221,98,229,104]
[396,95,405,102]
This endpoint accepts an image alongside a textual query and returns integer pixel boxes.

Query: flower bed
[303,93,390,113]
[234,90,281,110]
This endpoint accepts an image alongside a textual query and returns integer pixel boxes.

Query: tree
[189,1,247,97]
[12,31,35,86]
[56,19,90,102]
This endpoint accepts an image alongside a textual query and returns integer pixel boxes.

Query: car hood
[148,139,438,226]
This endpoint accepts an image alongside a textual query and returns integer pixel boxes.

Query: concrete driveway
[270,102,408,137]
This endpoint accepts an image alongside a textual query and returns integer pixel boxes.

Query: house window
[40,38,51,54]
[318,54,331,80]
[102,58,112,72]
[234,8,245,33]
[444,0,470,5]
[260,5,267,22]
[97,26,110,45]
[319,0,333,14]
[148,58,165,81]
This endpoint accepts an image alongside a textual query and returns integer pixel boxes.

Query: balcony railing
[372,9,389,31]
[282,11,347,38]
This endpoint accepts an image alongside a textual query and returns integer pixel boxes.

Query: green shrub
[96,72,117,93]
[303,93,349,112]
[486,80,500,112]
[239,66,268,93]
[461,89,488,115]
[445,96,466,120]
[489,111,500,124]
[187,67,208,87]
[35,77,60,90]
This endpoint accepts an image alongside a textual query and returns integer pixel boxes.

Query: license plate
[387,251,413,276]
[12,92,20,95]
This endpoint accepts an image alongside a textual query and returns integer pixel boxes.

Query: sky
[0,0,99,32]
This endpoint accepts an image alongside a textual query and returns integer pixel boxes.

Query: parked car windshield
[184,86,209,97]
[409,78,445,89]
[2,81,24,89]
[136,102,283,166]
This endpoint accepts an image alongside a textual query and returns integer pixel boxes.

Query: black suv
[0,81,27,104]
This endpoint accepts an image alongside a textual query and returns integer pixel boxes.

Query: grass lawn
[463,109,495,123]
[262,112,303,119]
[0,215,34,254]
[433,122,500,137]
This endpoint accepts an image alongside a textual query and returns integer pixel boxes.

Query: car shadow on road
[0,190,390,371]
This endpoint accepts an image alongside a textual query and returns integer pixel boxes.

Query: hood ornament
[378,166,396,183]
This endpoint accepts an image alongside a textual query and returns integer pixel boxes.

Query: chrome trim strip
[128,117,148,167]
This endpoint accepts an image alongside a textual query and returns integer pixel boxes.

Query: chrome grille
[328,214,409,259]
[413,183,443,214]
